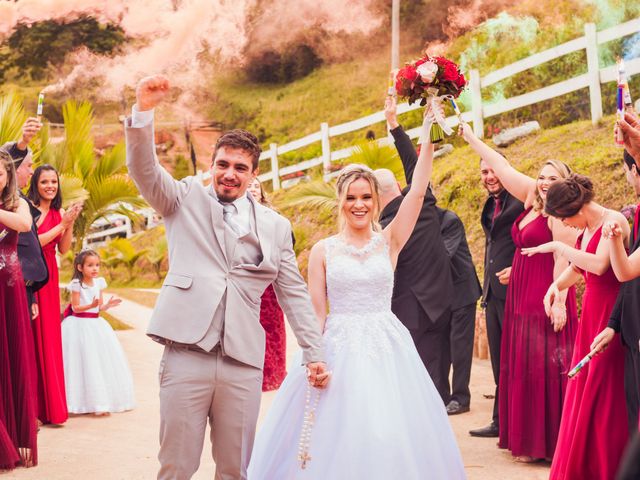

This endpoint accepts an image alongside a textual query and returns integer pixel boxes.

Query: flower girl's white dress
[62,278,135,413]
[248,234,466,479]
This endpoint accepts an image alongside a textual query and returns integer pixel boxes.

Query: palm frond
[0,91,27,145]
[280,180,337,216]
[93,142,127,180]
[347,141,405,185]
[59,174,90,207]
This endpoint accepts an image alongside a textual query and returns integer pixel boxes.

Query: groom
[125,75,328,480]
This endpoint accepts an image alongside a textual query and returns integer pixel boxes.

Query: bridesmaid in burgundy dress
[247,178,287,391]
[27,165,80,425]
[462,123,578,462]
[0,151,38,469]
[523,174,629,479]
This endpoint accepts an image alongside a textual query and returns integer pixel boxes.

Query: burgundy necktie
[492,197,502,225]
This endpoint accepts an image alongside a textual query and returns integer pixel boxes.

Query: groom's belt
[152,336,220,355]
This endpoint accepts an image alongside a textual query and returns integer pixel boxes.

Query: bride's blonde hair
[335,164,382,232]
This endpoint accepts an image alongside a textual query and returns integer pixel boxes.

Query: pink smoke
[4,0,381,102]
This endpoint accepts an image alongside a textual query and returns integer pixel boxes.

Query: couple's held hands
[306,362,331,389]
[136,75,170,112]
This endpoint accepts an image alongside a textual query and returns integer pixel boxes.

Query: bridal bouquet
[393,55,467,143]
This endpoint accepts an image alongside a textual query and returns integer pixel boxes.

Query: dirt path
[6,297,550,479]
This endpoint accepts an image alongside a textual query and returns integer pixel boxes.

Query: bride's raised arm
[460,122,535,205]
[307,241,328,332]
[384,112,434,261]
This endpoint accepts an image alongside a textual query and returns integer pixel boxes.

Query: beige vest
[196,204,262,351]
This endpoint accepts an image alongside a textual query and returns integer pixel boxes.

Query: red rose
[440,63,458,82]
[455,73,467,89]
[399,65,418,83]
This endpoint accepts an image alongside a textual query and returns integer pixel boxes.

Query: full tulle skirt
[62,316,135,414]
[248,311,466,480]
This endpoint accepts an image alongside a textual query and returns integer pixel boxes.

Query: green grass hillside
[273,114,634,278]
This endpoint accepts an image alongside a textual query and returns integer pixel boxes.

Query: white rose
[416,61,438,84]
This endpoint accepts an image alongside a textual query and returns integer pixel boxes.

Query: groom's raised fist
[136,75,170,112]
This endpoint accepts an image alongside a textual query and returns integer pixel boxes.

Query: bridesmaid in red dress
[247,178,287,391]
[462,124,578,461]
[522,174,629,479]
[0,151,38,469]
[27,165,81,425]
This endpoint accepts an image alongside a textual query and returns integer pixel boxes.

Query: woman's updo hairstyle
[544,173,594,219]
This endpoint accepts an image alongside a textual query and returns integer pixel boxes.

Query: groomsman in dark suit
[437,207,482,415]
[376,97,453,403]
[591,150,640,434]
[469,159,524,437]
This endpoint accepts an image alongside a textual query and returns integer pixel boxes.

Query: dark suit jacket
[379,126,453,328]
[437,207,482,310]
[17,193,48,291]
[608,218,640,352]
[480,190,524,303]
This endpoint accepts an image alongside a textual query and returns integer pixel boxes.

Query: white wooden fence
[239,19,640,190]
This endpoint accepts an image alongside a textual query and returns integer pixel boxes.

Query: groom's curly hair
[212,129,261,171]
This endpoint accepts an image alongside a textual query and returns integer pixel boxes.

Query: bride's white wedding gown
[248,233,466,479]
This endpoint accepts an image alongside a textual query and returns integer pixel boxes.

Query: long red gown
[259,285,287,391]
[550,226,628,479]
[0,220,38,469]
[33,209,68,424]
[499,210,577,459]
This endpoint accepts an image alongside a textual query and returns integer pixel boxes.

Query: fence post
[469,69,484,138]
[321,122,331,179]
[269,143,280,191]
[585,23,603,125]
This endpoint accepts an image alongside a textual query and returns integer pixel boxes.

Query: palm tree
[41,100,146,249]
[346,141,405,185]
[146,236,168,280]
[280,140,404,214]
[107,238,148,282]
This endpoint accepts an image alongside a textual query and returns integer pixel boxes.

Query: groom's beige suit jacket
[125,120,323,368]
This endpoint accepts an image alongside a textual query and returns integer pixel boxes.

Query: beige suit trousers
[157,345,263,480]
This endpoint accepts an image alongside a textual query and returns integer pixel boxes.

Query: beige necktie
[222,203,245,236]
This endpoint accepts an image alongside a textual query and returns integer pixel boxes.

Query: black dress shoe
[469,423,499,437]
[446,400,470,415]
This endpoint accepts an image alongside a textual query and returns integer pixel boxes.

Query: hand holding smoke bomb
[567,350,597,378]
[615,57,633,146]
[36,92,44,121]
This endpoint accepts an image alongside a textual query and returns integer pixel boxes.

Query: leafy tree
[172,154,192,180]
[2,17,125,80]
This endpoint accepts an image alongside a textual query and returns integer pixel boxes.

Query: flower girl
[62,249,135,415]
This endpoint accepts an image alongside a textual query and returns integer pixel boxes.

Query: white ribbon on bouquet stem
[418,95,453,144]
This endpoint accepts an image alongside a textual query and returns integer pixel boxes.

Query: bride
[248,108,466,479]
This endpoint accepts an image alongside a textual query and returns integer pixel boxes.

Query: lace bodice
[325,233,394,316]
